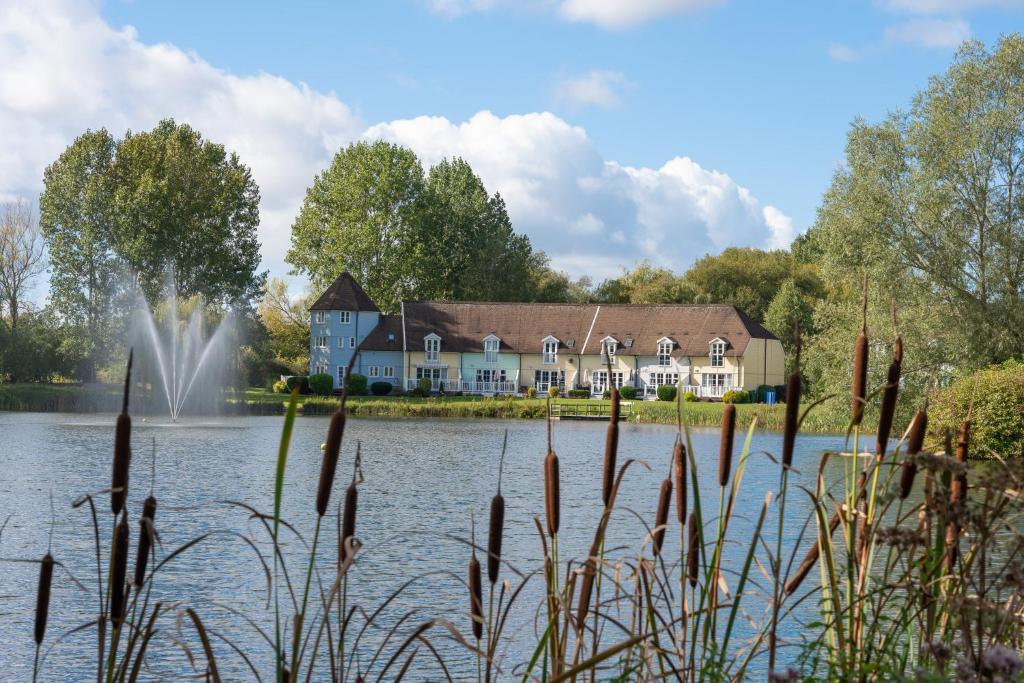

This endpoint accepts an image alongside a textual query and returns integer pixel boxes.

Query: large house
[309,272,785,399]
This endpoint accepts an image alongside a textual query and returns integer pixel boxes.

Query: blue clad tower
[308,272,381,390]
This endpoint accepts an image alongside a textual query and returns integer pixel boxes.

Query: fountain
[130,286,236,421]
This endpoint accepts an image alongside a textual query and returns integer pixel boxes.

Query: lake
[0,412,854,680]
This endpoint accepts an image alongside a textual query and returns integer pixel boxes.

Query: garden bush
[345,373,368,396]
[526,387,537,399]
[567,388,590,399]
[271,379,288,394]
[308,373,334,395]
[930,359,1024,458]
[285,375,310,394]
[683,391,698,402]
[407,377,433,397]
[721,389,748,404]
[547,386,559,398]
[370,381,392,396]
[656,385,677,402]
[619,385,637,400]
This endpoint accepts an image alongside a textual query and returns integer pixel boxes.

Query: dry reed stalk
[900,406,928,499]
[673,439,686,524]
[112,351,133,516]
[110,513,130,628]
[951,420,970,509]
[686,513,698,588]
[652,478,672,557]
[34,553,54,645]
[719,404,736,487]
[602,386,620,508]
[132,495,157,588]
[875,336,902,456]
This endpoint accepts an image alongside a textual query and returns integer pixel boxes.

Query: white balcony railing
[406,379,517,395]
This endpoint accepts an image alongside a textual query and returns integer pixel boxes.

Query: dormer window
[657,338,673,366]
[425,334,441,363]
[710,339,726,367]
[484,335,500,363]
[601,337,618,363]
[542,336,559,364]
[314,311,326,324]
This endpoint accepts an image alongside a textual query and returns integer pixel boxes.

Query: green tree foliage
[0,309,77,382]
[527,252,593,303]
[257,277,311,375]
[594,261,686,304]
[111,120,264,305]
[930,360,1024,457]
[763,278,816,363]
[287,141,425,312]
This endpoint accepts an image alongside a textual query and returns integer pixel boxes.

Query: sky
[1,0,1022,301]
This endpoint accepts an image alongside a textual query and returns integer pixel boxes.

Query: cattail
[719,404,736,487]
[899,406,928,499]
[34,553,54,645]
[673,438,687,523]
[602,387,620,507]
[850,331,869,427]
[469,529,483,641]
[340,482,358,565]
[487,432,508,585]
[686,512,698,588]
[133,495,157,587]
[112,351,133,516]
[652,478,672,556]
[544,404,560,537]
[945,521,958,575]
[109,513,130,627]
[317,410,346,516]
[950,420,970,510]
[876,337,902,456]
[782,370,801,469]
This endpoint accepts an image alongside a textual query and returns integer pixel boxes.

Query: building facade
[310,272,785,398]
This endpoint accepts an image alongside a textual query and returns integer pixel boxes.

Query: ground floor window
[383,366,395,378]
[646,372,678,394]
[592,370,625,393]
[476,369,507,383]
[534,370,564,390]
[314,364,328,376]
[368,366,379,377]
[336,366,345,383]
[701,373,730,388]
[416,367,447,381]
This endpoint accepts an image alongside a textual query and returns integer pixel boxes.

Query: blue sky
[2,0,1022,294]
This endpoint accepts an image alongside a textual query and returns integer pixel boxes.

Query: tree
[412,158,534,301]
[111,119,264,306]
[595,262,686,304]
[763,279,815,366]
[0,199,46,331]
[527,252,593,303]
[39,128,124,381]
[258,277,311,374]
[287,141,425,312]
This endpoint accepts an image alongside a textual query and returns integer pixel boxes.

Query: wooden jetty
[552,401,633,421]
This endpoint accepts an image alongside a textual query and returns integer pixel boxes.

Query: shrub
[346,373,368,396]
[683,391,698,402]
[721,389,748,404]
[271,379,288,394]
[619,385,637,400]
[602,389,611,400]
[526,387,537,399]
[930,359,1024,458]
[547,386,559,398]
[409,377,432,397]
[656,385,677,402]
[285,375,310,394]
[568,388,590,399]
[308,373,334,395]
[370,381,392,396]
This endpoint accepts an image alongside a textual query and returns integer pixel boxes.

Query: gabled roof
[310,272,380,312]
[358,314,402,351]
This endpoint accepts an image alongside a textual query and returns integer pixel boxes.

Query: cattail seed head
[673,439,687,524]
[907,407,928,456]
[487,493,504,585]
[850,332,869,427]
[133,495,157,587]
[340,482,358,565]
[782,371,801,468]
[34,553,54,645]
[719,404,736,487]
[317,410,346,516]
[652,478,672,557]
[112,352,133,516]
[544,450,560,537]
[109,514,130,627]
[687,512,699,588]
[955,420,970,465]
[468,551,483,641]
[602,388,620,508]
[876,338,902,456]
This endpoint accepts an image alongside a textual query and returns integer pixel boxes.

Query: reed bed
[9,309,1024,682]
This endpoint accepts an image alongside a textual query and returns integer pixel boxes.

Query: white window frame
[368,366,379,378]
[339,311,352,325]
[314,364,328,376]
[534,369,564,390]
[314,311,327,324]
[710,340,726,368]
[542,336,558,364]
[476,368,507,383]
[383,366,395,378]
[657,339,673,367]
[349,336,356,349]
[484,336,500,364]
[592,370,625,393]
[601,337,618,363]
[424,334,441,363]
[315,336,328,349]
[701,373,730,388]
[337,366,346,384]
[337,338,346,349]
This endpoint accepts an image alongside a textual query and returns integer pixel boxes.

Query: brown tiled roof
[359,314,402,351]
[400,301,776,356]
[310,272,380,312]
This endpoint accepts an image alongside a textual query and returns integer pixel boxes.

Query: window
[314,364,328,375]
[315,336,328,349]
[657,340,673,366]
[337,366,346,384]
[534,370,564,390]
[339,311,352,324]
[383,366,395,378]
[425,335,440,363]
[476,369,507,384]
[314,311,326,324]
[542,338,558,364]
[701,373,730,388]
[349,336,356,349]
[650,372,678,387]
[484,337,499,363]
[337,338,346,349]
[710,340,726,367]
[368,366,379,377]
[416,367,446,381]
[592,370,625,393]
[601,338,618,362]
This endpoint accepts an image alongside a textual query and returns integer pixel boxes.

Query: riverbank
[0,383,856,432]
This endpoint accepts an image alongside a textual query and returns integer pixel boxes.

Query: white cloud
[554,70,629,109]
[2,0,795,290]
[878,0,1024,12]
[827,42,860,62]
[558,0,725,28]
[425,0,502,18]
[884,17,971,47]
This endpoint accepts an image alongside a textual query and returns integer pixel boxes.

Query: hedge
[930,360,1024,458]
